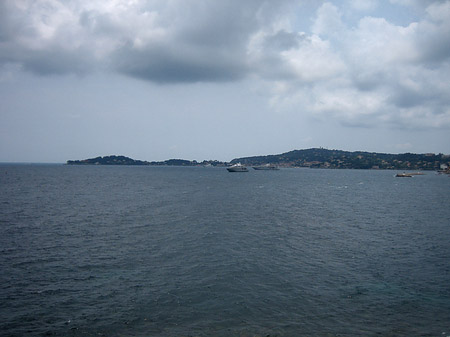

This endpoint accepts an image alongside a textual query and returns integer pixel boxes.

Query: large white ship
[252,164,279,170]
[227,163,248,172]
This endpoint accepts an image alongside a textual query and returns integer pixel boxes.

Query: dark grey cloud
[109,0,295,83]
[111,1,267,83]
[351,71,386,91]
[263,30,304,51]
[0,2,13,42]
[175,2,261,48]
[78,10,120,35]
[417,31,450,64]
[0,0,292,82]
[1,45,92,76]
[0,1,95,75]
[388,85,433,109]
[114,41,249,83]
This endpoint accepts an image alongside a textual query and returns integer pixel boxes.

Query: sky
[1,0,449,163]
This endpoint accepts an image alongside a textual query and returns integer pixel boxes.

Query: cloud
[0,0,291,82]
[113,41,250,83]
[1,0,450,130]
[416,1,450,63]
[110,1,259,83]
[312,2,345,36]
[348,0,378,12]
[0,0,98,75]
[262,1,450,129]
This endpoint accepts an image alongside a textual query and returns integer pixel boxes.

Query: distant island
[66,155,224,167]
[67,155,150,166]
[231,148,450,171]
[67,148,450,171]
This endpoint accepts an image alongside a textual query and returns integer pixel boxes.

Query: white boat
[395,172,424,177]
[252,164,279,170]
[227,163,248,172]
[396,173,412,177]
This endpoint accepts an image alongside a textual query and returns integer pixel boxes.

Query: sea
[0,164,449,337]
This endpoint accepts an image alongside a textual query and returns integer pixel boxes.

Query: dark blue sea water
[1,164,449,337]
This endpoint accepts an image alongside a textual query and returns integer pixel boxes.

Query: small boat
[227,163,248,172]
[396,173,413,177]
[252,164,279,170]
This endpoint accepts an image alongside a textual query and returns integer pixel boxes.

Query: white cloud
[261,0,450,129]
[350,17,419,65]
[281,35,346,82]
[312,2,345,36]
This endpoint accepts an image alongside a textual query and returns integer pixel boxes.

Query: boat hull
[227,167,248,172]
[252,166,279,170]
